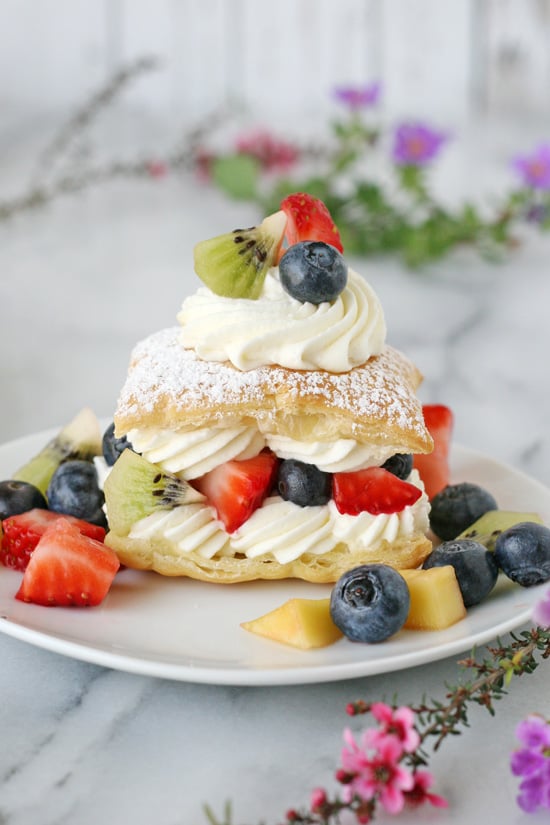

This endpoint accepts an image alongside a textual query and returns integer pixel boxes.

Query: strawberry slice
[194,452,279,533]
[413,404,454,500]
[332,467,422,516]
[280,193,344,253]
[1,508,106,572]
[15,517,119,607]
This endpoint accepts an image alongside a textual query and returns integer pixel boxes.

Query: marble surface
[1,126,550,824]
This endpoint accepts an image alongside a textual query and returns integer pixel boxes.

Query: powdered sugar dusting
[115,327,431,452]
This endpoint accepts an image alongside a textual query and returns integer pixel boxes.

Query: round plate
[0,430,547,685]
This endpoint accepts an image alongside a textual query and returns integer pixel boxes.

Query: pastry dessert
[104,194,433,583]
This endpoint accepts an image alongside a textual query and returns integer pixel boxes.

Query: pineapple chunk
[401,566,466,631]
[241,597,343,650]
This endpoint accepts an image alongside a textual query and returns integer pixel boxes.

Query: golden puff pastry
[113,327,433,456]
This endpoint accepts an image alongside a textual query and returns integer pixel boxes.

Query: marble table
[1,135,549,824]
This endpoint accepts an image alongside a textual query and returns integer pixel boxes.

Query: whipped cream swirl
[177,268,386,372]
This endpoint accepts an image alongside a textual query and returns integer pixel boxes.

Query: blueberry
[429,482,498,541]
[277,459,332,507]
[279,241,347,304]
[381,453,413,480]
[102,422,132,466]
[46,460,105,526]
[330,564,410,643]
[423,538,498,606]
[494,522,550,587]
[0,480,47,521]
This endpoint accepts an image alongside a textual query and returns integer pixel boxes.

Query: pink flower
[368,702,420,753]
[310,787,327,812]
[235,130,299,172]
[404,770,449,808]
[533,587,550,627]
[147,160,168,178]
[392,122,448,166]
[341,728,414,814]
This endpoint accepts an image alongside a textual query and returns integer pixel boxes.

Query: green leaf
[212,154,260,201]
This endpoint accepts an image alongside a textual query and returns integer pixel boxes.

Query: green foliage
[208,114,550,269]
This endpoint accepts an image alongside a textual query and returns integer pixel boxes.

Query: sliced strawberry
[194,452,278,533]
[413,404,454,500]
[332,466,422,516]
[1,508,105,572]
[15,517,119,607]
[280,193,344,253]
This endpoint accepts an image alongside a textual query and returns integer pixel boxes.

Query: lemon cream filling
[126,471,429,565]
[177,268,386,373]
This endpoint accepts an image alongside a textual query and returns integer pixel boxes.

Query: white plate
[0,430,548,685]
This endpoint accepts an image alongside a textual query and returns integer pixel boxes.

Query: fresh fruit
[47,460,106,527]
[241,597,343,649]
[280,193,343,252]
[1,508,106,571]
[413,404,454,500]
[194,451,278,533]
[429,482,498,541]
[401,566,466,630]
[422,538,499,607]
[193,210,287,299]
[103,449,205,536]
[0,480,47,521]
[332,467,422,516]
[330,564,410,643]
[277,459,332,507]
[102,422,132,466]
[380,453,413,480]
[15,517,119,607]
[458,510,544,551]
[13,408,102,495]
[278,241,347,304]
[494,522,550,587]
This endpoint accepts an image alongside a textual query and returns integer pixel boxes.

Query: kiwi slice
[193,209,287,299]
[104,449,205,536]
[14,407,102,496]
[458,510,544,551]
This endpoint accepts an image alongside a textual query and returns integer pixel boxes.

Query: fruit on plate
[1,508,106,571]
[47,459,106,527]
[13,407,102,495]
[400,566,466,630]
[0,479,47,521]
[15,517,119,607]
[429,482,498,541]
[103,449,205,536]
[413,404,454,500]
[332,467,422,516]
[494,522,550,587]
[279,241,347,304]
[193,210,287,299]
[422,538,499,607]
[194,451,279,533]
[241,597,343,650]
[329,564,410,643]
[457,509,544,551]
[280,192,344,252]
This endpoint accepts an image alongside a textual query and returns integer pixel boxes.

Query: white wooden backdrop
[0,0,549,125]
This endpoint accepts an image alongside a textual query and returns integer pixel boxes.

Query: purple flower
[512,143,550,190]
[516,715,550,750]
[533,586,550,627]
[334,82,381,110]
[392,123,448,167]
[511,715,550,813]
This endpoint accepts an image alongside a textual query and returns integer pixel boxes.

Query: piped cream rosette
[105,267,433,583]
